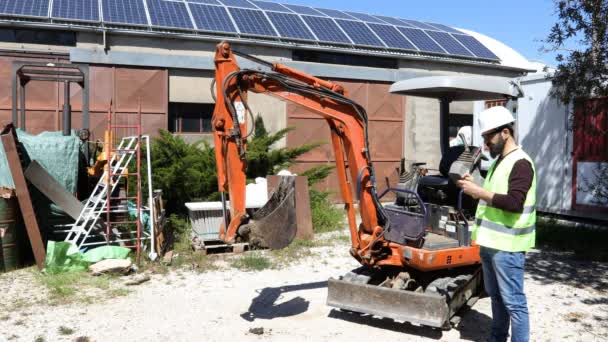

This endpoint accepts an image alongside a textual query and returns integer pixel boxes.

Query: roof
[0,0,531,71]
[389,75,524,101]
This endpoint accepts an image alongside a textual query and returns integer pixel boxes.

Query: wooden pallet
[200,239,250,255]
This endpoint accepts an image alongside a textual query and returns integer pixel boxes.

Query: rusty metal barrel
[0,189,21,272]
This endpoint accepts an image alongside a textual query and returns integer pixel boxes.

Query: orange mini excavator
[211,41,522,328]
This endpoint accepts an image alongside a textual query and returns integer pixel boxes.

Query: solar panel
[301,16,350,44]
[188,0,221,4]
[398,19,438,30]
[1,0,49,17]
[335,19,384,47]
[102,0,148,25]
[283,4,324,16]
[372,15,412,27]
[343,11,385,24]
[368,23,415,50]
[425,30,473,56]
[218,0,256,9]
[426,22,462,34]
[251,0,292,12]
[52,0,99,21]
[229,8,277,36]
[148,0,194,29]
[314,8,355,20]
[452,34,499,59]
[189,3,237,33]
[396,27,444,54]
[266,12,315,40]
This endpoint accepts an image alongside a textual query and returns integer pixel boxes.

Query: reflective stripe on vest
[472,148,536,252]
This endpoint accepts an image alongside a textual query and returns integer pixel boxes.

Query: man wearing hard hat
[457,106,536,342]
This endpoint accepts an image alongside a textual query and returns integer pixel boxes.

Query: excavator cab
[388,75,523,247]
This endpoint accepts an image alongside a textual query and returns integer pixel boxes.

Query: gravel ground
[1,232,607,342]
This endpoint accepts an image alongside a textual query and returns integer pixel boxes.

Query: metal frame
[11,61,89,134]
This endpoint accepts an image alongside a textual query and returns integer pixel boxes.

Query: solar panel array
[0,0,500,61]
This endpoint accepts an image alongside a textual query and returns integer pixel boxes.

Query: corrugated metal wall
[517,78,573,213]
[287,79,404,201]
[0,52,168,140]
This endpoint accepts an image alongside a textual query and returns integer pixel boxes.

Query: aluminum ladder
[65,135,140,249]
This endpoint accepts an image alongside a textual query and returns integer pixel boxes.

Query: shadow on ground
[328,305,492,341]
[241,281,327,321]
[526,249,608,293]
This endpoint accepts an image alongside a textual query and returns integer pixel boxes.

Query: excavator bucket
[241,176,297,250]
[327,267,482,329]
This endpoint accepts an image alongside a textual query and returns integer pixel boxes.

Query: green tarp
[43,241,131,274]
[0,128,80,192]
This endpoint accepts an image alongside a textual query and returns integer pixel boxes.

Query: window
[169,103,214,133]
[0,28,76,46]
[292,50,398,69]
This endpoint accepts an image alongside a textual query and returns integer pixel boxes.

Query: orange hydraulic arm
[212,42,479,270]
[213,42,383,259]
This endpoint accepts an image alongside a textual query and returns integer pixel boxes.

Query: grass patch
[537,217,608,261]
[74,337,92,342]
[34,271,117,305]
[34,336,45,342]
[58,326,74,335]
[310,190,345,233]
[231,252,272,271]
[109,288,131,298]
[271,239,318,267]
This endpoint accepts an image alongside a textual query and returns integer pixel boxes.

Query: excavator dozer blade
[327,278,450,328]
[327,268,482,329]
[245,176,297,250]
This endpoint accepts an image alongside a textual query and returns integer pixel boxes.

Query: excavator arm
[213,41,392,260]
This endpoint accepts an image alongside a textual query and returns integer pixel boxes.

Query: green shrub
[148,130,218,216]
[309,189,345,233]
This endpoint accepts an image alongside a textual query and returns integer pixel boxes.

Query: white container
[185,202,225,241]
[185,199,265,241]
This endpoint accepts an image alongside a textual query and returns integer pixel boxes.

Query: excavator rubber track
[327,266,482,329]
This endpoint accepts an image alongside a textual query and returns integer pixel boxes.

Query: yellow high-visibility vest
[472,148,536,252]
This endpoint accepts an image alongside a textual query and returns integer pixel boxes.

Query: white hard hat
[457,126,472,146]
[478,106,515,135]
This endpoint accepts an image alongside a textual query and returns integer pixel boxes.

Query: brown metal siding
[287,79,404,201]
[0,53,168,140]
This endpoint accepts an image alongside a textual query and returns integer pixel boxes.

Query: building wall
[286,79,405,199]
[0,50,168,140]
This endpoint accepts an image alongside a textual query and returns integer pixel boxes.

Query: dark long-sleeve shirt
[487,151,534,213]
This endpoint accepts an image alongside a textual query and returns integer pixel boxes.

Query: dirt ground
[1,231,607,342]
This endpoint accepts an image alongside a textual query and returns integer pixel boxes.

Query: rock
[249,327,264,335]
[89,259,132,275]
[161,250,174,266]
[125,274,151,286]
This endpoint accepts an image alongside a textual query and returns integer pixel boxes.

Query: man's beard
[489,136,505,158]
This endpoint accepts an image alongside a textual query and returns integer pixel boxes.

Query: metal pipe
[20,80,26,131]
[145,135,157,261]
[11,68,17,125]
[439,98,451,156]
[63,81,71,136]
[82,66,90,130]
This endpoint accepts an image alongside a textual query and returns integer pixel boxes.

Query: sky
[277,0,561,66]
